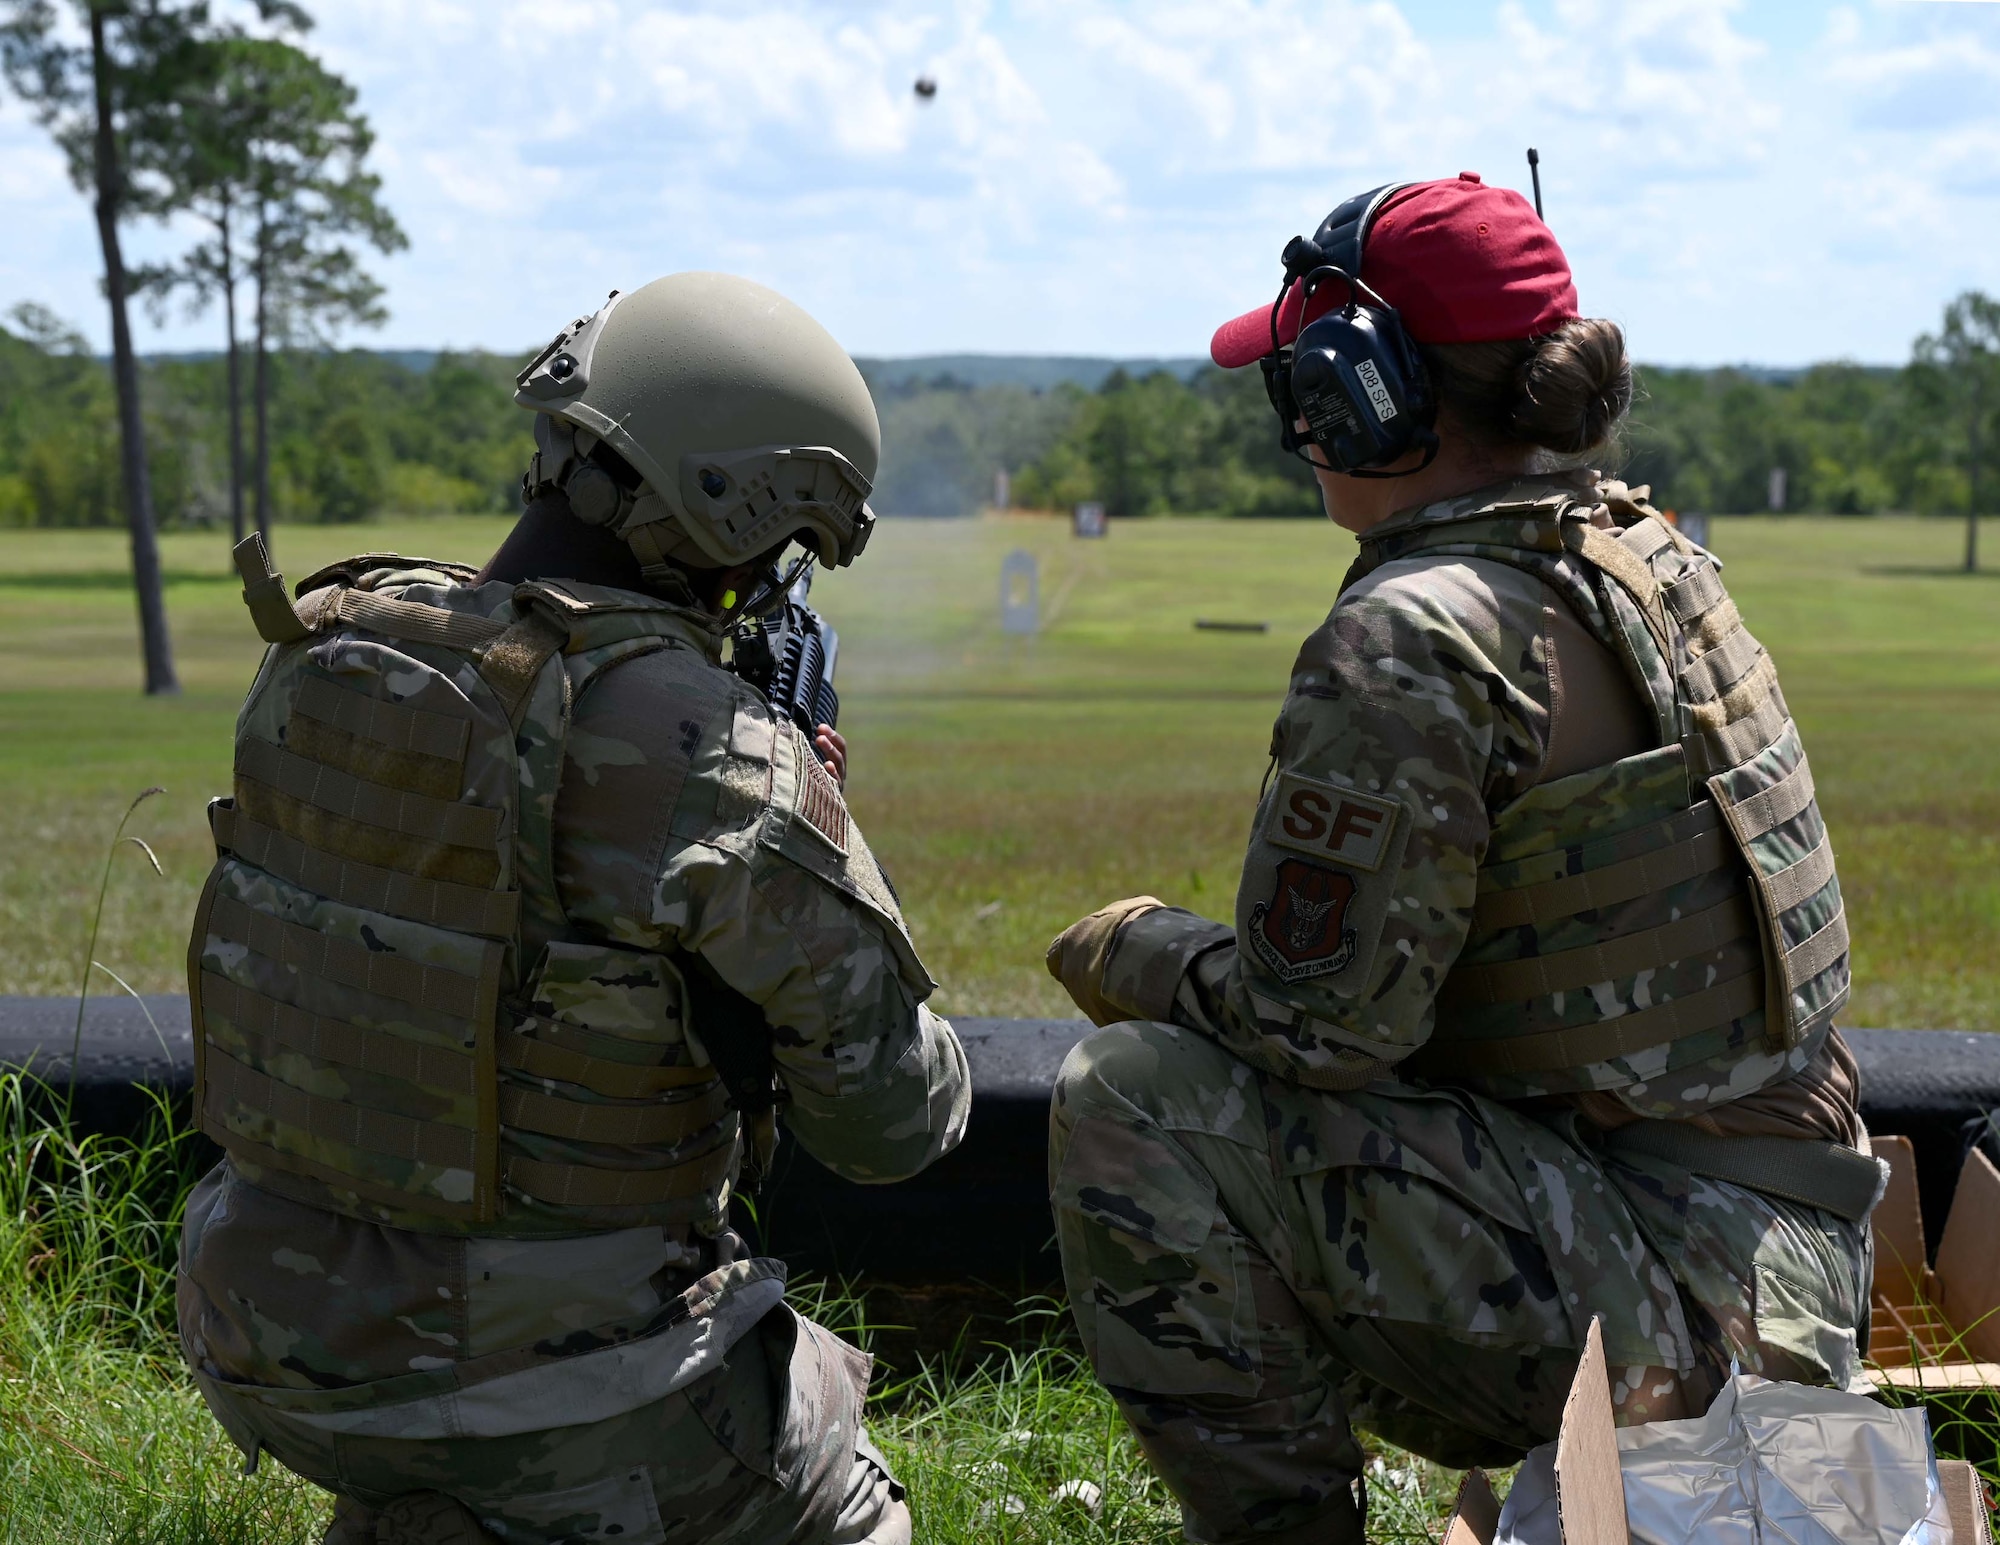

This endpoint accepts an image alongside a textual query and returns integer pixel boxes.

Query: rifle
[696,564,840,1191]
[731,565,840,738]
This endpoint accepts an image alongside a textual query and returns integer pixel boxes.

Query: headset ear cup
[565,463,624,527]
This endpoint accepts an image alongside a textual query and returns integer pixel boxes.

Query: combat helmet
[514,272,878,583]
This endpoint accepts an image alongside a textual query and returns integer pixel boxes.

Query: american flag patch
[796,733,849,853]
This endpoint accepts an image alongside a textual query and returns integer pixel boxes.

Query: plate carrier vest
[1358,487,1851,1102]
[189,541,741,1233]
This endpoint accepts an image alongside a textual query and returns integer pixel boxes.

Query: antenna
[1526,147,1544,220]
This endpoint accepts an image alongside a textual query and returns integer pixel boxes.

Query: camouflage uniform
[179,561,969,1544]
[1047,474,1871,1543]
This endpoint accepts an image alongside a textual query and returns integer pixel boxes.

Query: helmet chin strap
[624,506,812,621]
[732,551,814,621]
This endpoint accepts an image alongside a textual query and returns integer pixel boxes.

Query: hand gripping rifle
[731,565,840,739]
[686,565,843,1196]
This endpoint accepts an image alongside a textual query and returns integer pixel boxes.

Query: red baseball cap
[1210,172,1580,368]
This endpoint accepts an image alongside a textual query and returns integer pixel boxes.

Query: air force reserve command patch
[1250,858,1358,982]
[1245,775,1405,984]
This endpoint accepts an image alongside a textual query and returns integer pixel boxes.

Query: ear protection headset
[1261,183,1439,478]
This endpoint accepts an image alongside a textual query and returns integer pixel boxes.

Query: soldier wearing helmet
[1045,176,1871,1543]
[176,273,968,1545]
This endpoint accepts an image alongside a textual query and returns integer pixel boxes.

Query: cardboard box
[1870,1136,2000,1390]
[1442,1317,1628,1544]
[1946,1461,2000,1545]
[1440,1311,1995,1543]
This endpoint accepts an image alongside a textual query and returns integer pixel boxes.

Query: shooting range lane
[1,998,1992,1280]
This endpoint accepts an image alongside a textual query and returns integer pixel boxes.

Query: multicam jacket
[1098,473,1851,1123]
[189,550,968,1235]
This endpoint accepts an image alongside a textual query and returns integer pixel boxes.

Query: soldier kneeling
[177,274,969,1545]
[1047,176,1874,1544]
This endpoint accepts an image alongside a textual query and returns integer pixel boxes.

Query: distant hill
[138,349,1849,393]
[142,347,471,375]
[857,354,1208,393]
[138,348,1213,391]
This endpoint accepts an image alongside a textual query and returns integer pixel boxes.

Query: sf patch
[1249,858,1359,983]
[1264,773,1399,871]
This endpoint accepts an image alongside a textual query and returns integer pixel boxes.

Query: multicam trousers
[1048,1021,1872,1545]
[177,1165,908,1545]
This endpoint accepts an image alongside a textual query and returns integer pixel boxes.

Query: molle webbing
[288,677,470,800]
[209,894,495,1020]
[1443,891,1755,1006]
[1766,841,1837,915]
[238,738,503,850]
[207,1054,482,1172]
[1617,517,1677,561]
[1348,491,1848,1094]
[1472,808,1733,931]
[1662,558,1723,617]
[296,675,471,762]
[1729,756,1815,838]
[213,1129,482,1221]
[201,556,748,1231]
[504,1142,735,1211]
[212,803,519,939]
[1691,657,1789,770]
[1681,628,1764,704]
[500,1081,730,1147]
[200,881,737,1223]
[1708,729,1845,1047]
[202,973,477,1092]
[500,1020,717,1098]
[1790,907,1851,988]
[1417,973,1764,1079]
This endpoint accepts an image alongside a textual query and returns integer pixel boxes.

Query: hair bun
[1418,319,1631,460]
[1508,318,1632,455]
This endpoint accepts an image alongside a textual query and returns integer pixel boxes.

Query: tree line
[2,0,401,693]
[1006,292,1998,572]
[4,300,1996,548]
[0,314,528,528]
[1,3,1993,705]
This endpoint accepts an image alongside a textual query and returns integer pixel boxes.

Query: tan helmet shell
[515,272,879,569]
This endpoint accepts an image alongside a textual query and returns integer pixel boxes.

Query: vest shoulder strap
[233,534,312,644]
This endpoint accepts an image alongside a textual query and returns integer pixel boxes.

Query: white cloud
[2,0,1995,366]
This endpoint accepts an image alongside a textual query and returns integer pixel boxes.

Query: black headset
[1261,183,1439,478]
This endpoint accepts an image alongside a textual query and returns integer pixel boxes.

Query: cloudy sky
[3,0,1996,366]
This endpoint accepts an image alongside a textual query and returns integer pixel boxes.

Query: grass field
[0,512,1995,1542]
[2,511,1995,1027]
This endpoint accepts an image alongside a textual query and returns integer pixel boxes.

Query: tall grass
[0,1067,1474,1545]
[0,1076,329,1542]
[8,1081,1999,1542]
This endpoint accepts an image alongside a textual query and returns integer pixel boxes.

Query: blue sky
[3,0,1996,366]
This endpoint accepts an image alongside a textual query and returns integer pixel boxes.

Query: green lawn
[1,513,1995,1542]
[3,512,1995,1028]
